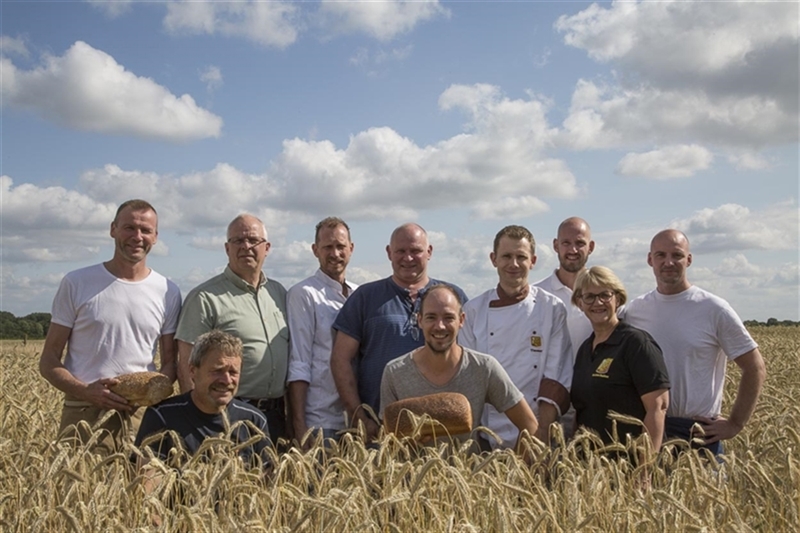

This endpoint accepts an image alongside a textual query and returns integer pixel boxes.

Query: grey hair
[189,330,243,367]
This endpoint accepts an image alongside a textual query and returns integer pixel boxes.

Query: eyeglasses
[579,291,615,304]
[228,237,267,248]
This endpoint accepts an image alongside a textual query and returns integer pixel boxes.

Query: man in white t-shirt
[39,199,181,452]
[460,225,572,447]
[287,217,358,444]
[622,229,766,454]
[534,217,595,438]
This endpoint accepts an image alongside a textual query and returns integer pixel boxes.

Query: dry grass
[1,326,799,531]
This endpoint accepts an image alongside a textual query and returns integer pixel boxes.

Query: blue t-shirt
[332,277,468,414]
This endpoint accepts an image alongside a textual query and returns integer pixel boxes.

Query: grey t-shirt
[380,347,524,428]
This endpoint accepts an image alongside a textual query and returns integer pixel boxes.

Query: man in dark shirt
[135,330,270,468]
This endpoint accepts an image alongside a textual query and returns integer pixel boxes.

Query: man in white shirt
[461,225,572,447]
[39,199,181,452]
[287,217,358,443]
[534,217,595,438]
[622,229,766,454]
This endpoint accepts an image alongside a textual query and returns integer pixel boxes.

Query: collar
[490,283,531,308]
[224,265,266,292]
[313,268,355,295]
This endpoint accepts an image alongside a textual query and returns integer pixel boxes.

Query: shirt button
[534,365,538,369]
[489,332,494,336]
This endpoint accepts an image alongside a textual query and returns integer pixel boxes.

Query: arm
[505,399,539,451]
[39,323,131,412]
[288,380,310,441]
[641,389,669,450]
[696,348,766,443]
[534,402,559,443]
[330,331,378,439]
[177,340,194,393]
[158,334,177,384]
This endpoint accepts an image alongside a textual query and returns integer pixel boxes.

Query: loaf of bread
[109,371,173,407]
[383,392,472,438]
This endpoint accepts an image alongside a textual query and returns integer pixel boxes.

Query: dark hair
[114,199,156,223]
[493,225,535,255]
[418,283,463,315]
[315,217,351,243]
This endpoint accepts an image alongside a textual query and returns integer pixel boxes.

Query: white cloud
[317,0,448,41]
[349,45,414,76]
[200,65,223,92]
[0,35,29,57]
[1,41,222,141]
[85,0,134,18]
[554,2,798,153]
[616,144,713,179]
[671,201,799,253]
[727,152,771,171]
[163,0,299,48]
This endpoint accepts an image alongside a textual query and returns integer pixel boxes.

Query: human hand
[83,378,133,413]
[353,410,380,442]
[694,415,742,444]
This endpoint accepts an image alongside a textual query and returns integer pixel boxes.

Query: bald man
[330,223,468,440]
[534,217,595,438]
[622,229,766,454]
[176,214,289,443]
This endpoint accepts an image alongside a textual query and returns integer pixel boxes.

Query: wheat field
[1,326,798,532]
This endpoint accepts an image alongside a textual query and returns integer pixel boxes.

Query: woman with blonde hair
[570,266,670,450]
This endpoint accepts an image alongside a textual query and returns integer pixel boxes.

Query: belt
[240,396,285,412]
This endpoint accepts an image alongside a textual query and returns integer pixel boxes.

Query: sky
[1,0,798,321]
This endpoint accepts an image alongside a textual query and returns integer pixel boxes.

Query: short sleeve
[175,289,214,344]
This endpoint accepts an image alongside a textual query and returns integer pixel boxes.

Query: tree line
[0,312,52,339]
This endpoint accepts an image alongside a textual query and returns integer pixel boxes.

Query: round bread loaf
[383,392,472,438]
[109,371,173,407]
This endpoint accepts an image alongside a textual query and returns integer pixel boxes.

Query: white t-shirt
[460,285,572,448]
[50,263,182,384]
[286,269,358,430]
[622,285,757,419]
[534,270,593,361]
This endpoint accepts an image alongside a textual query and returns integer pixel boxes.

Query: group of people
[39,199,766,466]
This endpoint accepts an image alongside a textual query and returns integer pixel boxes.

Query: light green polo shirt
[176,266,289,399]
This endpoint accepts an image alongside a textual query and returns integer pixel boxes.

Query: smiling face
[418,287,464,356]
[109,206,158,265]
[577,284,619,330]
[387,224,432,288]
[553,219,594,273]
[648,230,692,295]
[491,236,536,288]
[190,349,241,414]
[225,215,270,279]
[313,223,353,282]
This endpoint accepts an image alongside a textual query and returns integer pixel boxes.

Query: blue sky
[1,0,798,321]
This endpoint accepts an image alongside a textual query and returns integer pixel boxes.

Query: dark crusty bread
[383,392,472,438]
[109,371,173,407]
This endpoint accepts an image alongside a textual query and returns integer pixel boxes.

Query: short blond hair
[572,266,627,307]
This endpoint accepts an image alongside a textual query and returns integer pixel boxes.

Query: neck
[104,258,150,281]
[231,266,262,288]
[657,280,692,296]
[592,316,619,344]
[498,281,529,299]
[555,268,581,290]
[190,391,226,415]
[414,344,462,377]
[392,274,430,296]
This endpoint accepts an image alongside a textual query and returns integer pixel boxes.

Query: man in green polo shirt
[176,214,289,443]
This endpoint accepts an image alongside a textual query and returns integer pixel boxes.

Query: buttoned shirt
[534,270,593,362]
[287,269,358,430]
[176,266,289,399]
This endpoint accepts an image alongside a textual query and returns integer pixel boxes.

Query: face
[313,224,354,281]
[577,284,619,328]
[225,216,270,276]
[553,222,594,273]
[190,349,241,414]
[110,207,158,264]
[490,236,536,287]
[647,231,692,292]
[418,289,464,355]
[386,227,432,286]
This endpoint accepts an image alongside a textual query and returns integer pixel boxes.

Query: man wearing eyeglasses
[460,225,573,448]
[176,214,289,444]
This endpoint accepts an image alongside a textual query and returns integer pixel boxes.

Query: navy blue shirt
[135,392,271,467]
[333,277,468,414]
[571,321,670,444]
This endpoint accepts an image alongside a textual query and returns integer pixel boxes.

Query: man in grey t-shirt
[380,284,538,450]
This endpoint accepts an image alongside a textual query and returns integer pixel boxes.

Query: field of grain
[1,326,798,531]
